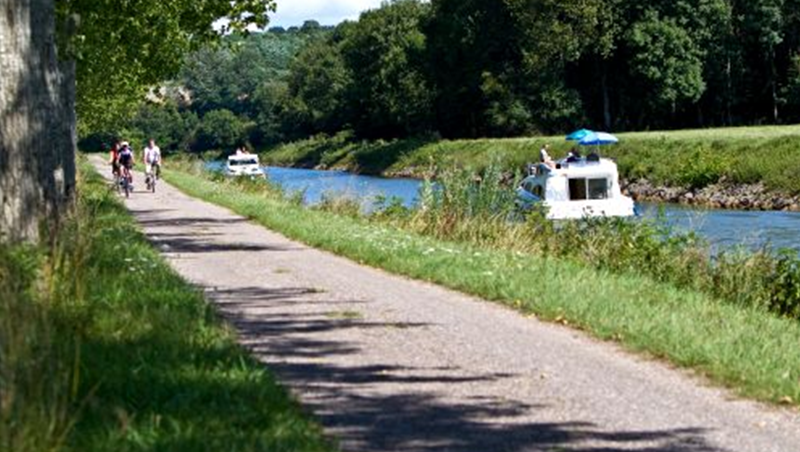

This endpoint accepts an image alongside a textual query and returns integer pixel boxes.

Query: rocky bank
[623,179,800,212]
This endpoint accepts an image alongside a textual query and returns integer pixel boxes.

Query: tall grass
[1,160,332,452]
[365,162,800,320]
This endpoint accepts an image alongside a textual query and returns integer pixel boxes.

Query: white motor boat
[516,157,635,220]
[225,154,265,178]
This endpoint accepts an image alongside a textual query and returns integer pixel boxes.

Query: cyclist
[143,138,162,181]
[118,142,135,186]
[108,141,121,178]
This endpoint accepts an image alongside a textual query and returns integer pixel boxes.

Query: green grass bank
[164,165,800,409]
[0,160,332,452]
[259,126,800,203]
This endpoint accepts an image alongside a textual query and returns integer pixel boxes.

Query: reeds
[371,161,800,320]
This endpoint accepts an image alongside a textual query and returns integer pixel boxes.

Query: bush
[194,109,249,152]
[675,145,730,188]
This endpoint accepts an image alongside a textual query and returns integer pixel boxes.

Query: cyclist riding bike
[143,139,162,181]
[118,142,135,186]
[109,142,121,178]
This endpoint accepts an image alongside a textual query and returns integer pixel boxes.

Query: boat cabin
[517,158,635,220]
[226,154,265,178]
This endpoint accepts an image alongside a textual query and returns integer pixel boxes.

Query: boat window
[588,178,609,200]
[522,180,545,200]
[522,181,534,193]
[230,159,258,166]
[569,178,609,201]
[568,179,588,201]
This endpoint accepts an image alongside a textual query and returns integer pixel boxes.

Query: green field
[260,125,800,193]
[1,161,332,452]
[164,165,800,409]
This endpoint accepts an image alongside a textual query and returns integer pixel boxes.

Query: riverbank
[164,163,800,409]
[260,126,800,211]
[1,159,332,452]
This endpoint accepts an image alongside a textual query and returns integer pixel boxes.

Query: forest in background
[87,0,800,153]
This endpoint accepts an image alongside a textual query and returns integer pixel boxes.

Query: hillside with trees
[112,0,800,154]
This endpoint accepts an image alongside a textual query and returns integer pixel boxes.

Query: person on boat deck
[539,144,555,168]
[587,149,601,162]
[566,147,581,163]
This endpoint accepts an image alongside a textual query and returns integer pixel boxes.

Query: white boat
[516,157,635,220]
[225,154,265,178]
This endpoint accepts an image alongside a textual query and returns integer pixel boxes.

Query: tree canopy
[112,0,800,150]
[57,0,275,134]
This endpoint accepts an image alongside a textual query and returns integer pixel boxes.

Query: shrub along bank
[259,126,800,210]
[164,161,800,408]
[0,160,331,452]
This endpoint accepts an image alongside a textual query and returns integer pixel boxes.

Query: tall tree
[0,0,274,242]
[341,0,434,138]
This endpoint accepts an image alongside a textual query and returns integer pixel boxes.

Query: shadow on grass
[269,136,436,176]
[201,285,723,452]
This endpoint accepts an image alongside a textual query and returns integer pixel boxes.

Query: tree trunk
[0,0,75,243]
[601,60,612,130]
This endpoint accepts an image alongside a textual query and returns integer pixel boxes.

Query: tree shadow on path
[205,285,725,452]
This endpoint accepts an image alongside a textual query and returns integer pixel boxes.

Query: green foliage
[129,103,199,151]
[628,12,706,110]
[99,0,800,148]
[61,0,276,134]
[339,0,434,138]
[674,145,730,188]
[769,251,800,319]
[280,37,350,137]
[0,246,72,452]
[196,109,249,152]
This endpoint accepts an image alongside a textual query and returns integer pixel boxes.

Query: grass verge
[260,126,800,193]
[164,167,800,409]
[1,160,332,452]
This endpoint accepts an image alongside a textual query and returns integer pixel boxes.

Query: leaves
[58,0,276,134]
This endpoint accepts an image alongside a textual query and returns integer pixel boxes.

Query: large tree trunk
[0,0,76,243]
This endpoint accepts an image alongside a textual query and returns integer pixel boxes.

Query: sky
[269,0,386,27]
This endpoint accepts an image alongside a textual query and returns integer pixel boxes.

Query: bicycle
[145,163,160,193]
[120,166,133,198]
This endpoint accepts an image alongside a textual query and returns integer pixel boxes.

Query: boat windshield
[229,158,259,166]
[569,178,609,201]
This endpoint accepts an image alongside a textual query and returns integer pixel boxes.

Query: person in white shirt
[539,144,555,168]
[143,139,162,179]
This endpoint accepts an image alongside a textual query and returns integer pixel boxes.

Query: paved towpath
[93,157,800,452]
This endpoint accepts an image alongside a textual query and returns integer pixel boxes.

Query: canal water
[210,163,800,252]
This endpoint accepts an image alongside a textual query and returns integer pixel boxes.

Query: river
[209,163,800,252]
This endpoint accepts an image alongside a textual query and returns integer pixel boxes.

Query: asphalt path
[93,157,800,452]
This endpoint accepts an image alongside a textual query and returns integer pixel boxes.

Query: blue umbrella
[578,131,619,146]
[566,128,593,141]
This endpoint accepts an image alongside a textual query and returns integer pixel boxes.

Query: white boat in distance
[516,157,635,220]
[226,154,266,178]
